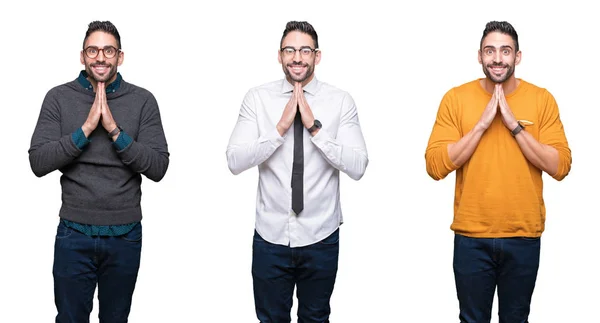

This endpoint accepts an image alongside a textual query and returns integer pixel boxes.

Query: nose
[96,49,106,61]
[293,49,302,61]
[492,52,502,63]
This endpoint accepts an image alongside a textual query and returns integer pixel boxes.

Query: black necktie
[291,108,304,215]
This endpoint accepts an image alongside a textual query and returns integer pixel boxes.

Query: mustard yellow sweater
[425,79,571,238]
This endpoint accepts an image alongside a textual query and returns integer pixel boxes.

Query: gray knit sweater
[29,78,169,225]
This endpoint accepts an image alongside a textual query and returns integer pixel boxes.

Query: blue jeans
[252,229,340,323]
[53,220,142,323]
[453,234,541,323]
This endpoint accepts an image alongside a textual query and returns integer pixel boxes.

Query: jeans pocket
[119,223,142,242]
[56,221,74,239]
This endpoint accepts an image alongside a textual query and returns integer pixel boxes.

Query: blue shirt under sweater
[63,71,138,236]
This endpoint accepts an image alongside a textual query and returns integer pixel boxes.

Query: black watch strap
[108,125,122,138]
[511,122,524,137]
[308,120,322,133]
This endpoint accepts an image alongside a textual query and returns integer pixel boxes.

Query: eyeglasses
[83,46,120,59]
[280,46,319,57]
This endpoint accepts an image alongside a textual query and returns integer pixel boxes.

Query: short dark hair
[480,21,519,52]
[280,21,319,49]
[83,21,121,49]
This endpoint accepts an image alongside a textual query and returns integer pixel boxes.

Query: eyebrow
[282,46,315,49]
[483,45,514,50]
[85,45,118,49]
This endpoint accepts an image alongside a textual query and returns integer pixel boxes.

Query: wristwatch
[307,120,322,133]
[108,124,123,138]
[511,122,525,137]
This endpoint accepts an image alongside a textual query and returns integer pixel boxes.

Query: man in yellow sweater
[425,21,571,322]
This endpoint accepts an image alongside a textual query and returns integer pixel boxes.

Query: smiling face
[278,31,321,86]
[80,31,124,86]
[478,31,521,83]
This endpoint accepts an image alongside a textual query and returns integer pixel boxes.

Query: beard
[283,62,314,83]
[482,62,515,83]
[85,62,118,83]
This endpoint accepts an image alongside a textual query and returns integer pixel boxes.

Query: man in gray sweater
[28,21,169,323]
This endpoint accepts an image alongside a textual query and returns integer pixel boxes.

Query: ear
[477,50,482,65]
[80,51,85,65]
[117,50,124,67]
[277,50,282,64]
[515,50,522,66]
[314,50,321,65]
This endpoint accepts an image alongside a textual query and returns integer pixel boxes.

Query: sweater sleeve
[28,90,83,177]
[539,90,571,181]
[425,89,460,180]
[115,93,170,182]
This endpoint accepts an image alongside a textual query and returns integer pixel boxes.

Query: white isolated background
[0,0,597,322]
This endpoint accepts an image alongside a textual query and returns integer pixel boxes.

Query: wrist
[82,123,94,137]
[473,123,488,134]
[108,124,122,141]
[307,119,322,135]
[507,121,519,131]
[106,122,118,132]
[510,122,525,137]
[276,123,287,137]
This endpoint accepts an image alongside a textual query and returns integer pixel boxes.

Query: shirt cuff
[264,127,286,145]
[71,128,91,150]
[113,131,133,151]
[310,127,331,148]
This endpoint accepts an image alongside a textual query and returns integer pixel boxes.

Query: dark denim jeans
[453,234,541,323]
[53,220,142,323]
[252,229,340,323]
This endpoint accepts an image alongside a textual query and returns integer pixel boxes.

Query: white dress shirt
[227,77,368,247]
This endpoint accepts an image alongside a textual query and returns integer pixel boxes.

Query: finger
[100,83,106,103]
[495,86,501,102]
[292,84,298,102]
[94,84,101,106]
[301,93,308,107]
[102,86,108,111]
[97,83,103,108]
[500,97,507,112]
[492,84,500,104]
[290,91,296,108]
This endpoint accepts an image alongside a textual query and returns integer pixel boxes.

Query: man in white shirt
[226,21,368,322]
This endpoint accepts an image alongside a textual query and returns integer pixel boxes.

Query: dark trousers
[453,234,541,323]
[252,229,340,323]
[53,221,142,323]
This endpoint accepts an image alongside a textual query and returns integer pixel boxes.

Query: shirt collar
[77,70,122,93]
[281,76,319,95]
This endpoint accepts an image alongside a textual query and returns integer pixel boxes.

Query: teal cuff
[113,131,133,151]
[72,128,91,150]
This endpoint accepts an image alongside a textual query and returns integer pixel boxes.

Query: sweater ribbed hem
[59,205,142,226]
